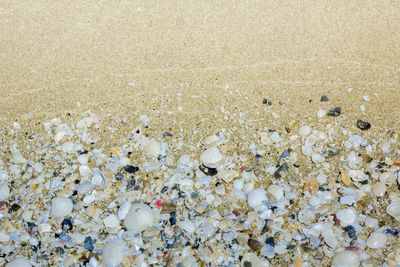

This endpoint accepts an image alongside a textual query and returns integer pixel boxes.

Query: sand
[0,0,399,133]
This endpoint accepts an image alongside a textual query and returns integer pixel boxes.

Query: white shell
[202,134,220,148]
[200,146,223,168]
[124,203,154,232]
[117,201,131,220]
[372,182,386,197]
[146,140,161,157]
[267,185,284,201]
[247,189,268,208]
[0,183,10,201]
[298,209,315,225]
[50,197,73,218]
[102,239,126,266]
[347,151,362,169]
[332,250,360,267]
[336,208,356,226]
[241,252,268,267]
[386,200,400,220]
[5,258,31,267]
[380,172,396,185]
[299,126,312,137]
[366,232,387,249]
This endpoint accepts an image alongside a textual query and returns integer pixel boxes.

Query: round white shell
[50,197,73,218]
[200,146,223,168]
[124,203,154,232]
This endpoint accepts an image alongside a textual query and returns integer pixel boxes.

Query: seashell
[202,134,220,148]
[336,208,356,226]
[247,189,268,208]
[332,250,360,267]
[124,203,154,232]
[380,172,396,185]
[241,252,267,267]
[117,201,131,220]
[372,182,386,197]
[347,151,362,169]
[5,257,32,267]
[51,197,73,218]
[267,185,284,201]
[348,170,368,182]
[200,146,223,168]
[102,239,126,266]
[146,140,161,157]
[299,125,312,137]
[0,183,10,201]
[386,200,400,220]
[366,232,387,249]
[298,209,315,225]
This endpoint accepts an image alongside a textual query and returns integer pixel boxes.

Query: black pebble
[124,165,139,173]
[327,107,341,117]
[84,236,94,251]
[265,236,275,247]
[356,120,371,131]
[199,164,218,176]
[169,212,176,225]
[61,218,73,231]
[345,225,356,239]
[262,98,268,104]
[384,228,398,236]
[115,173,124,181]
[321,95,329,102]
[11,204,21,212]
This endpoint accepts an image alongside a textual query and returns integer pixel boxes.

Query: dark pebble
[54,247,65,255]
[124,165,139,174]
[384,228,399,236]
[356,120,371,131]
[321,95,329,102]
[327,107,341,117]
[325,147,340,157]
[163,132,172,137]
[126,178,136,190]
[265,236,275,247]
[169,212,176,225]
[11,203,21,212]
[287,244,296,250]
[59,234,72,242]
[115,173,124,181]
[345,225,356,239]
[84,236,94,251]
[61,218,73,232]
[199,164,218,176]
[248,239,262,251]
[277,163,289,172]
[262,98,268,104]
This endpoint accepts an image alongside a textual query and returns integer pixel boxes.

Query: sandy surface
[1,0,400,131]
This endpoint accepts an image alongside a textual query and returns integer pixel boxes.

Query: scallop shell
[386,200,400,220]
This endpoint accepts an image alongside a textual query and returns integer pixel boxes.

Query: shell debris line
[0,100,400,267]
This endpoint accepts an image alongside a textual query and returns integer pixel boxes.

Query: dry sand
[1,0,399,133]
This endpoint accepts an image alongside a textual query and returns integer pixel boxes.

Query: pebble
[366,232,387,249]
[102,239,126,266]
[327,107,341,117]
[124,203,154,231]
[200,146,223,168]
[146,140,161,156]
[267,185,284,201]
[386,200,400,220]
[317,109,326,118]
[298,209,315,225]
[356,119,371,130]
[117,201,131,220]
[320,95,329,102]
[247,189,268,208]
[50,197,73,218]
[5,258,31,267]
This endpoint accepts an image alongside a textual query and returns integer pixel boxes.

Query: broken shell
[124,203,154,232]
[336,208,356,226]
[200,146,223,168]
[332,250,360,267]
[146,140,161,157]
[202,134,220,148]
[386,200,400,220]
[366,232,387,249]
[5,257,32,267]
[247,189,268,208]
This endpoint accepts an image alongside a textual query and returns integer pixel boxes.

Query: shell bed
[0,111,400,267]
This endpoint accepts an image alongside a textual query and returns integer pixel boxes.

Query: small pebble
[336,208,356,226]
[61,218,73,231]
[146,140,161,156]
[356,119,371,130]
[320,95,329,102]
[124,165,139,174]
[327,107,341,117]
[84,236,94,251]
[247,189,268,208]
[344,225,356,239]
